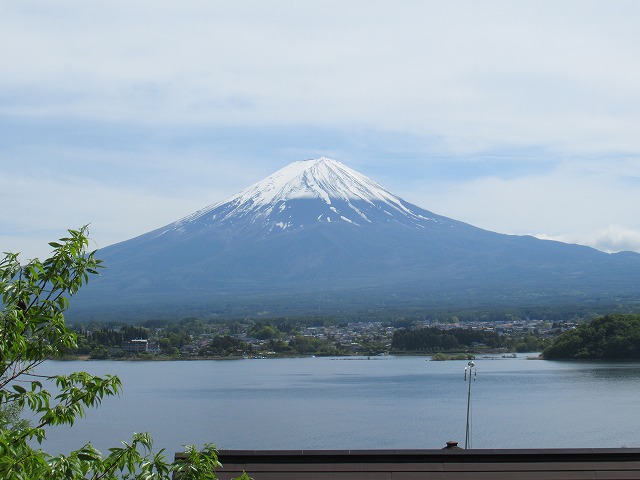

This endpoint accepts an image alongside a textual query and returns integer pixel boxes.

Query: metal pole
[464,361,475,449]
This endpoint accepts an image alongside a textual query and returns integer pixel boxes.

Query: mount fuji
[71,157,640,319]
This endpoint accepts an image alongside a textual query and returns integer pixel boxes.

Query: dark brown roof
[202,448,640,480]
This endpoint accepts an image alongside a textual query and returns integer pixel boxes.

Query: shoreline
[53,351,544,362]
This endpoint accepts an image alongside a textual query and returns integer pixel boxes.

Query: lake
[35,355,640,455]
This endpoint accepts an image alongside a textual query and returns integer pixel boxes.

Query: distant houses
[121,338,161,354]
[75,316,575,360]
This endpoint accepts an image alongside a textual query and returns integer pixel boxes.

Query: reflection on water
[35,355,640,455]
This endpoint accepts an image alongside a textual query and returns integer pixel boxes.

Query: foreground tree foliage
[0,227,249,479]
[542,314,640,359]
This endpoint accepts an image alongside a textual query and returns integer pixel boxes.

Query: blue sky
[2,0,640,259]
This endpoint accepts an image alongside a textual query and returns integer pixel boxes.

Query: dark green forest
[391,326,549,353]
[542,314,640,359]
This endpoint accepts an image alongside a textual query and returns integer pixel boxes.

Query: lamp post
[464,360,477,449]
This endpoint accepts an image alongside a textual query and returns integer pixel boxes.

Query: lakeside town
[69,316,581,359]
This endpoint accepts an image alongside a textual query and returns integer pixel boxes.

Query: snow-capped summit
[172,157,437,235]
[225,156,399,207]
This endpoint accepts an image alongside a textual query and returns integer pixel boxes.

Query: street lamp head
[468,361,475,367]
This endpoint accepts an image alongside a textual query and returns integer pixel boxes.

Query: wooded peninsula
[542,314,640,359]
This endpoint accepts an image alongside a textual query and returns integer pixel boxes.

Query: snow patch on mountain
[169,157,439,235]
[219,157,402,208]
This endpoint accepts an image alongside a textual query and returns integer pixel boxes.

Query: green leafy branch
[0,227,249,479]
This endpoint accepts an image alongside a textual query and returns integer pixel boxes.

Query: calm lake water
[35,355,640,455]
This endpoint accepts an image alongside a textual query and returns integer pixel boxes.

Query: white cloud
[401,159,640,253]
[0,150,263,259]
[2,1,640,155]
[0,171,194,258]
[536,226,640,254]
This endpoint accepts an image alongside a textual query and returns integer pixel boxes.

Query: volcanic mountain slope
[71,157,640,319]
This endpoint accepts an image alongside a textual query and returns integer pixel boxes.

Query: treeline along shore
[60,313,640,361]
[542,314,640,359]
